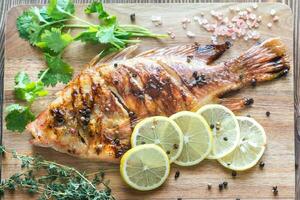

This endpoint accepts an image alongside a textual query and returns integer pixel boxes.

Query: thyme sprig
[0,146,115,200]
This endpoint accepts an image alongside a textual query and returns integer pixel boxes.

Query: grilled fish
[27,38,290,162]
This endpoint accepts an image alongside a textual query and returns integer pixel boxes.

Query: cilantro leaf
[47,0,75,20]
[16,11,41,41]
[5,104,35,132]
[14,72,48,103]
[36,28,73,54]
[75,25,125,49]
[39,54,73,86]
[84,2,108,18]
[84,2,116,25]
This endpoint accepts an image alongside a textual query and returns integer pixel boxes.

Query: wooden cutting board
[2,3,294,199]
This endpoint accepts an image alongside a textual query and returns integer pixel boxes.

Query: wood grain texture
[2,3,295,200]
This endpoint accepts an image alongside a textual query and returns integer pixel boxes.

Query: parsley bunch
[5,0,166,133]
[0,146,115,199]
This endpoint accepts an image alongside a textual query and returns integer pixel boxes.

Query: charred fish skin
[27,38,290,162]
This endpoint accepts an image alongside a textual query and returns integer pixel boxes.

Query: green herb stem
[62,24,90,28]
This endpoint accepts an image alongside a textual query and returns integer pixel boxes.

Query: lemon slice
[197,104,240,159]
[120,144,170,191]
[218,116,267,171]
[131,116,183,163]
[169,111,212,166]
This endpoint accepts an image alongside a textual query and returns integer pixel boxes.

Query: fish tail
[228,38,290,84]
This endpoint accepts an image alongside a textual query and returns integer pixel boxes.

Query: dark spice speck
[130,13,136,22]
[218,183,223,191]
[173,144,179,149]
[244,97,254,106]
[266,111,271,117]
[223,181,228,188]
[259,161,265,169]
[232,171,237,177]
[174,170,180,180]
[207,183,212,190]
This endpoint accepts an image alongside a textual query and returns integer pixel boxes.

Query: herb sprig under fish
[27,38,290,162]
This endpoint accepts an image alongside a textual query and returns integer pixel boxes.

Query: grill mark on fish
[110,90,137,126]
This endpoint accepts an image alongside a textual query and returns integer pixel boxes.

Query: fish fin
[89,45,139,66]
[136,42,231,64]
[227,38,290,84]
[219,97,254,111]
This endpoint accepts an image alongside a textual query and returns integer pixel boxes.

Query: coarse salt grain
[151,16,161,22]
[186,31,195,38]
[270,9,276,16]
[267,22,272,28]
[252,3,258,10]
[193,16,200,22]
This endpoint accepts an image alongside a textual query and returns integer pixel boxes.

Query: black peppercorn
[210,124,214,129]
[259,161,265,169]
[166,150,170,155]
[114,63,118,68]
[223,181,228,188]
[266,111,271,117]
[173,144,179,149]
[218,183,223,190]
[272,186,278,196]
[232,171,237,177]
[244,97,254,106]
[130,13,136,22]
[174,170,180,180]
[223,137,228,141]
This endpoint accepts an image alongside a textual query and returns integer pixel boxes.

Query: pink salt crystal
[267,22,272,28]
[257,16,262,22]
[249,13,256,20]
[231,33,237,40]
[273,16,279,22]
[252,31,260,40]
[170,33,175,39]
